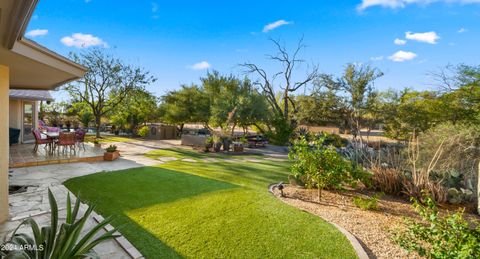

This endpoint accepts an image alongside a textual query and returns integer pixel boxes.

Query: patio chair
[57,132,76,154]
[33,129,53,152]
[75,129,86,151]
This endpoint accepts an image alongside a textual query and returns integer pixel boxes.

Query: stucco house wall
[9,99,21,129]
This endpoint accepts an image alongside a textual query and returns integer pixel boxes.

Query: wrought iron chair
[57,132,76,154]
[75,129,86,151]
[33,129,53,152]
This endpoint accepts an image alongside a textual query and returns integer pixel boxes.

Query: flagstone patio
[1,157,156,258]
[9,143,104,168]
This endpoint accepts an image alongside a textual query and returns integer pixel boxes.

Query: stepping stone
[203,158,219,162]
[264,157,287,162]
[158,157,178,162]
[181,158,197,162]
[245,159,263,163]
[228,159,244,163]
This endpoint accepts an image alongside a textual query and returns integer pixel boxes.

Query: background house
[0,0,86,222]
[9,89,53,144]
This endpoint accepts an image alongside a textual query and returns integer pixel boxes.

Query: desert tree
[317,63,383,140]
[65,49,156,138]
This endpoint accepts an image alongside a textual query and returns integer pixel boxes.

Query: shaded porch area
[9,143,104,168]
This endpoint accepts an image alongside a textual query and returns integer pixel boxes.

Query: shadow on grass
[64,167,239,258]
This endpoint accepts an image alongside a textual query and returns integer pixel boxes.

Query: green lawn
[145,148,263,161]
[64,148,357,259]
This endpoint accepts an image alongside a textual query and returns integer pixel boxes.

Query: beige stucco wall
[0,65,9,222]
[9,99,21,130]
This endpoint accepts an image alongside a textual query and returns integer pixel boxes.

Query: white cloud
[370,56,384,61]
[189,61,211,70]
[394,38,407,45]
[262,20,292,33]
[60,33,108,48]
[388,50,418,62]
[405,31,440,44]
[458,27,467,33]
[25,29,48,37]
[358,0,480,10]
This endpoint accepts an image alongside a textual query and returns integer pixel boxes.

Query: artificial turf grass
[64,151,357,259]
[145,147,264,162]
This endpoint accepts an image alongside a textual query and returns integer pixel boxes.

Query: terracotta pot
[213,142,222,152]
[104,151,120,161]
[233,146,244,152]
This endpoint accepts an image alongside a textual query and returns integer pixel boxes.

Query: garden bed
[272,185,479,259]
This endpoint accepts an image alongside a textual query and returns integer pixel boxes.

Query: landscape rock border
[268,183,370,259]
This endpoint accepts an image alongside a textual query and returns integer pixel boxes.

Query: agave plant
[0,189,118,258]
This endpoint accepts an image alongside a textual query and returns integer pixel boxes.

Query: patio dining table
[42,132,60,139]
[40,132,59,153]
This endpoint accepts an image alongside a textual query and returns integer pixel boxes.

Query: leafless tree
[430,64,480,92]
[240,38,319,126]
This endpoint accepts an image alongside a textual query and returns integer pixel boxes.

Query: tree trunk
[478,163,480,215]
[231,123,236,137]
[283,91,289,120]
[179,124,184,137]
[95,116,101,138]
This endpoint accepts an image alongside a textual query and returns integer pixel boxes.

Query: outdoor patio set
[33,124,86,155]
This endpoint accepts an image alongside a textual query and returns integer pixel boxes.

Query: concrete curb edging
[268,183,370,259]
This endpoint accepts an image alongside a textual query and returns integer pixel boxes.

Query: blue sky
[26,0,480,100]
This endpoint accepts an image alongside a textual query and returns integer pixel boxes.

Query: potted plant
[233,136,247,152]
[212,135,222,152]
[222,136,232,151]
[93,139,101,148]
[205,136,214,152]
[104,144,120,161]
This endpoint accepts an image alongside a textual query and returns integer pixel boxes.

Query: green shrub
[353,192,383,210]
[393,194,480,258]
[105,144,117,152]
[239,136,247,144]
[289,136,353,200]
[320,132,348,148]
[137,125,150,138]
[265,117,295,145]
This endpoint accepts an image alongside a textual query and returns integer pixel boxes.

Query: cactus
[461,188,474,202]
[447,188,462,204]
